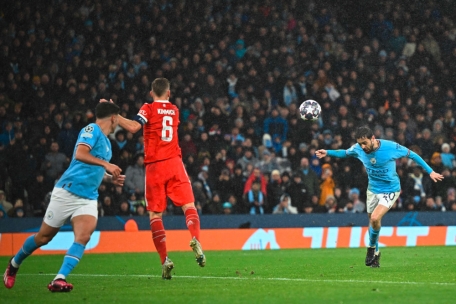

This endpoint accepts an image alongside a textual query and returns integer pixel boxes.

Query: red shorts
[145,157,194,212]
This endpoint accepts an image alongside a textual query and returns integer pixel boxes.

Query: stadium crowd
[1,0,456,219]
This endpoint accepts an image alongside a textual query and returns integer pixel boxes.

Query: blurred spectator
[101,195,116,216]
[57,120,79,158]
[319,163,335,206]
[124,154,145,196]
[232,164,246,205]
[444,188,456,210]
[135,204,147,216]
[243,167,267,198]
[42,142,68,186]
[324,195,338,213]
[272,194,298,214]
[246,181,265,215]
[27,172,50,217]
[286,171,309,214]
[404,167,433,208]
[267,169,284,212]
[8,198,25,217]
[192,181,207,215]
[0,190,13,214]
[203,191,223,215]
[348,188,366,213]
[236,147,258,171]
[213,168,234,202]
[0,0,456,215]
[298,157,320,198]
[222,202,233,215]
[441,143,455,169]
[117,199,133,216]
[263,108,288,144]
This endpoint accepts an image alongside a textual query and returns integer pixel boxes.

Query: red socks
[185,207,200,240]
[150,218,167,264]
[150,208,200,264]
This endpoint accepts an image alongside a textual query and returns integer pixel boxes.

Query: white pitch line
[20,274,456,286]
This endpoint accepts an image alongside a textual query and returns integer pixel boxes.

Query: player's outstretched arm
[75,145,122,178]
[117,115,142,134]
[100,99,142,133]
[315,149,327,159]
[429,171,444,182]
[408,150,444,182]
[316,149,348,159]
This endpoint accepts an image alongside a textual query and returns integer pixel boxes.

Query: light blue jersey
[55,123,112,199]
[327,139,433,194]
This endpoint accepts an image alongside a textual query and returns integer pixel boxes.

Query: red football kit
[136,100,194,212]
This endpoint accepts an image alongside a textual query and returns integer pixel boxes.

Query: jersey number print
[161,116,173,142]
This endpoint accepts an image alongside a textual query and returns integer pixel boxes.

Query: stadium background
[1,0,456,228]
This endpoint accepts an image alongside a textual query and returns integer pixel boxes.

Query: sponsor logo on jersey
[158,109,175,115]
[81,132,93,138]
[84,125,94,132]
[139,110,147,116]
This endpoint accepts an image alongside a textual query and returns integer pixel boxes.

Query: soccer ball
[299,100,321,121]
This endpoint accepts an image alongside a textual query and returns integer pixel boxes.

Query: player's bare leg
[366,205,389,267]
[4,222,59,289]
[182,203,206,267]
[48,215,96,292]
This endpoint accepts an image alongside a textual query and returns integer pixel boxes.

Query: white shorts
[44,187,98,228]
[366,190,400,213]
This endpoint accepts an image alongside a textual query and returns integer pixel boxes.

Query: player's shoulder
[80,123,99,138]
[348,143,362,153]
[379,139,405,151]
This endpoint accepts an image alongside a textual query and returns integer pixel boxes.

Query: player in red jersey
[101,78,205,279]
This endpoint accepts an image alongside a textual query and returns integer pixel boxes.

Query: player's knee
[370,215,381,226]
[35,234,53,246]
[75,234,91,245]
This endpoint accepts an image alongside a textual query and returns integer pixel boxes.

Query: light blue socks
[55,242,85,280]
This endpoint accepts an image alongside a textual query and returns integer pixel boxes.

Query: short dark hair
[151,78,170,97]
[355,126,373,139]
[95,102,120,119]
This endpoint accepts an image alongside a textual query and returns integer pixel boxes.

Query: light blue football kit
[12,123,112,280]
[327,139,432,194]
[326,139,433,252]
[56,123,112,199]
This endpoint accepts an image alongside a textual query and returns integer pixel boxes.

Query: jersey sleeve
[327,144,357,158]
[77,125,99,150]
[390,142,411,159]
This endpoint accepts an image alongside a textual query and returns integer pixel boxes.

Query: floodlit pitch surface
[1,247,455,303]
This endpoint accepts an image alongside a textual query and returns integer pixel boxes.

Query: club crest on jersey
[370,158,376,165]
[84,125,94,133]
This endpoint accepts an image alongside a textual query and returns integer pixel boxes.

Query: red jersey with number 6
[137,100,181,164]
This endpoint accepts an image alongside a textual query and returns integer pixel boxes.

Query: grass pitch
[1,247,455,303]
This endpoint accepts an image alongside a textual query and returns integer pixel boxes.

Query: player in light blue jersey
[3,102,125,292]
[316,126,443,267]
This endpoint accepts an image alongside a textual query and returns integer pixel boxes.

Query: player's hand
[315,149,327,159]
[105,163,122,178]
[112,174,125,186]
[100,98,114,103]
[430,171,444,182]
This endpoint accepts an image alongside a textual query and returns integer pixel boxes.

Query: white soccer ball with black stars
[299,99,322,121]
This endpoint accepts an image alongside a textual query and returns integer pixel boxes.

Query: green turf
[1,247,455,303]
